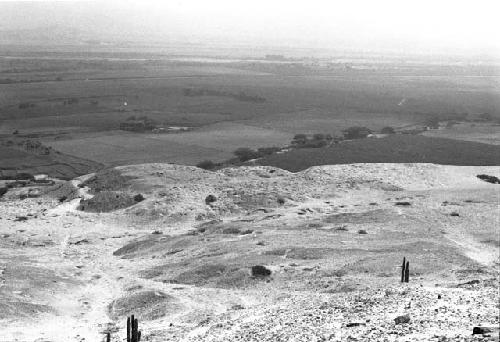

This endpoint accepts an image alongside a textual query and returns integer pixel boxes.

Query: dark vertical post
[106,332,111,342]
[401,257,406,283]
[127,317,131,342]
[404,261,410,283]
[132,315,136,342]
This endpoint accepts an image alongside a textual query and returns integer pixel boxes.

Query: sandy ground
[0,163,498,342]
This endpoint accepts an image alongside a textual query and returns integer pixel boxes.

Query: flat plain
[1,45,499,172]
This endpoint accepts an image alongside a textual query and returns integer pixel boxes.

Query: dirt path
[445,232,499,267]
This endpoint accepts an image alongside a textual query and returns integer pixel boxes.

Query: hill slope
[0,163,498,341]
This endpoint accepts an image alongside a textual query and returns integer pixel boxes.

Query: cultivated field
[1,45,499,171]
[257,135,500,172]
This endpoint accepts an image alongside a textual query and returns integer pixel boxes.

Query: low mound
[265,247,333,260]
[113,235,193,258]
[80,168,136,193]
[108,290,180,320]
[0,301,53,319]
[325,209,394,225]
[257,135,500,172]
[40,181,79,202]
[78,191,142,212]
[169,264,250,288]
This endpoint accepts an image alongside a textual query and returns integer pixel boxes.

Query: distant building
[34,174,48,181]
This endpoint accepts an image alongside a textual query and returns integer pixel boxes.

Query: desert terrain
[0,36,499,342]
[0,162,498,341]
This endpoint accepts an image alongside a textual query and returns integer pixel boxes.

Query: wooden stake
[404,261,410,283]
[401,257,406,283]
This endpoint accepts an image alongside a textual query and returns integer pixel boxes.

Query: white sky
[0,0,499,55]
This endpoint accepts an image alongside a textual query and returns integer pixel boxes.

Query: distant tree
[197,160,216,170]
[234,147,260,162]
[381,126,396,134]
[424,116,440,129]
[292,134,308,145]
[477,113,493,122]
[342,126,372,140]
[312,133,326,141]
[257,147,281,156]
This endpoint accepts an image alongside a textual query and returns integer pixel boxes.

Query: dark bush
[342,126,372,140]
[197,160,216,170]
[134,194,145,202]
[358,229,368,234]
[381,126,396,134]
[251,265,271,277]
[205,194,217,205]
[234,148,260,162]
[302,139,328,148]
[277,196,285,205]
[0,187,7,198]
[15,173,34,181]
[222,227,241,234]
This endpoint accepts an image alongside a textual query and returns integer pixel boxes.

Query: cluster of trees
[183,88,266,103]
[291,133,333,148]
[63,98,79,105]
[120,116,157,132]
[196,146,281,170]
[18,102,35,109]
[233,147,281,162]
[196,125,401,171]
[290,126,388,147]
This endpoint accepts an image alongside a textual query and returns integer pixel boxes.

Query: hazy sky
[0,0,499,55]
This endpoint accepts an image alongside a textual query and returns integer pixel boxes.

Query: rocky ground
[0,163,498,342]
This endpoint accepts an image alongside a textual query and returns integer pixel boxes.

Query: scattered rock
[205,194,217,205]
[251,265,272,277]
[346,322,366,327]
[473,326,499,336]
[457,279,480,287]
[477,174,500,184]
[69,238,90,245]
[394,314,410,324]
